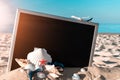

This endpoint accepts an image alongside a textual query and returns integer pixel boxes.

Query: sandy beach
[0,33,12,75]
[0,33,120,80]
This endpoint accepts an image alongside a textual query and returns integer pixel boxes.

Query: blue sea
[98,24,120,33]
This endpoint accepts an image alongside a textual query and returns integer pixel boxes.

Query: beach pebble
[80,68,87,72]
[37,72,46,79]
[72,73,80,80]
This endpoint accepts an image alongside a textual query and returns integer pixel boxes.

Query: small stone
[80,68,86,72]
[72,73,80,80]
[24,63,35,71]
[37,72,46,79]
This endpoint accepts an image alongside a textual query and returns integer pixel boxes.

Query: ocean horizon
[98,23,120,33]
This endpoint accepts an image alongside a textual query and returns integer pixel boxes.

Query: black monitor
[7,9,98,71]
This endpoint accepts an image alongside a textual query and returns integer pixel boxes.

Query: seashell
[45,65,62,75]
[72,73,80,80]
[45,65,55,71]
[37,72,46,79]
[24,63,35,71]
[48,73,59,79]
[15,58,28,68]
[27,48,52,65]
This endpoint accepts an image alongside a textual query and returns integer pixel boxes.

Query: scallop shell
[27,48,52,65]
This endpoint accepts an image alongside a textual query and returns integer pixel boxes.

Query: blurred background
[0,0,120,33]
[0,0,120,76]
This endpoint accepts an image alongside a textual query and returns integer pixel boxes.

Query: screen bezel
[7,9,98,71]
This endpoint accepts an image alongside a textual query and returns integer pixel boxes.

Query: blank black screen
[11,12,95,70]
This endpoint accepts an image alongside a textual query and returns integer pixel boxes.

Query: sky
[0,0,120,33]
[0,0,15,32]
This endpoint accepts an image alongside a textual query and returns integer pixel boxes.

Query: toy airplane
[71,16,93,22]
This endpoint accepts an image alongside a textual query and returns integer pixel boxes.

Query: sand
[0,33,120,80]
[0,33,12,75]
[93,33,120,68]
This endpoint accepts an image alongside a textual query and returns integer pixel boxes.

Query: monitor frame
[7,9,98,71]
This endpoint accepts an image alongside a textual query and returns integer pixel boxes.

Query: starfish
[39,59,47,65]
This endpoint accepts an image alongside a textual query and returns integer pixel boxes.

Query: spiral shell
[27,48,52,65]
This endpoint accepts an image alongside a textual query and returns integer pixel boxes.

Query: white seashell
[37,72,46,79]
[24,63,35,71]
[72,73,80,80]
[27,48,52,65]
[45,65,62,75]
